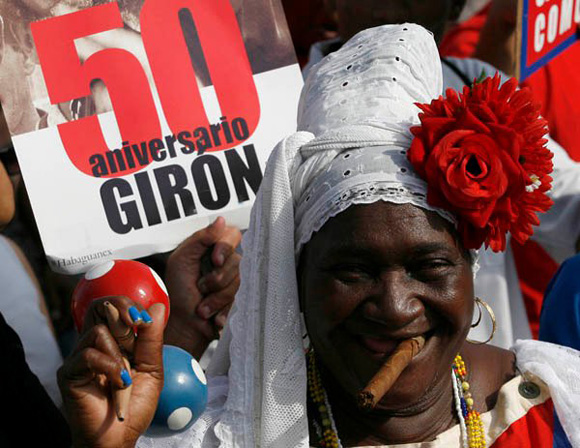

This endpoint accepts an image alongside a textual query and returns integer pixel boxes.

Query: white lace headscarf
[139,23,451,448]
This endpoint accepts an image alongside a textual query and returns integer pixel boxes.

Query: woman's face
[300,202,473,411]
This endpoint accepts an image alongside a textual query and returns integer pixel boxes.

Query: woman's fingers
[102,296,151,326]
[62,325,130,390]
[103,301,136,353]
[210,225,242,267]
[214,304,232,330]
[82,298,155,355]
[197,274,240,320]
[132,303,165,378]
[61,304,163,398]
[82,296,150,336]
[168,217,228,267]
[197,251,240,298]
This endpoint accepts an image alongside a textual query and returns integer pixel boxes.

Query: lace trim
[295,181,480,274]
[295,181,456,256]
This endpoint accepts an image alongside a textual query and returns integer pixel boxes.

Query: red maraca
[72,259,170,331]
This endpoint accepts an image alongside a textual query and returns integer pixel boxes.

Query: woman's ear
[450,0,467,21]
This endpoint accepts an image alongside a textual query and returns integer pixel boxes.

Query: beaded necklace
[307,351,486,448]
[452,354,486,448]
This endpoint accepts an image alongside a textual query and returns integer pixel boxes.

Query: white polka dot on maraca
[167,407,193,431]
[150,268,168,295]
[146,346,208,437]
[85,261,115,280]
[191,359,207,385]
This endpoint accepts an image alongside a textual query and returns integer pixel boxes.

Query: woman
[58,24,580,447]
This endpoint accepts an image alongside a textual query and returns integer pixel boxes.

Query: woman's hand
[58,302,165,448]
[164,217,242,358]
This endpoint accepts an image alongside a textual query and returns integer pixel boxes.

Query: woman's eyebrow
[410,243,455,257]
[322,245,371,258]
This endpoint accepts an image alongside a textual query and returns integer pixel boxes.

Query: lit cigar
[357,335,426,412]
[103,302,133,421]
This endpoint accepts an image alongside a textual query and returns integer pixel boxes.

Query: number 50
[31,0,260,178]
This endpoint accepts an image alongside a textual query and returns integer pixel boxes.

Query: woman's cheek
[320,284,363,325]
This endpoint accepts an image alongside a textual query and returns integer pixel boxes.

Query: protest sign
[0,0,302,274]
[517,0,580,80]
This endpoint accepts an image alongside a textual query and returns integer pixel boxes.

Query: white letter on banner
[560,0,574,33]
[536,0,546,6]
[547,4,559,43]
[535,13,547,52]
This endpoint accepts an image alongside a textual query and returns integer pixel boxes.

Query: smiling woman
[300,202,480,445]
[300,203,474,406]
[58,23,580,448]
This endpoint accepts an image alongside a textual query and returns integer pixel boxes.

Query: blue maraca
[146,345,208,437]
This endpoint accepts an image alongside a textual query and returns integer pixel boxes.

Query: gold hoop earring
[466,297,496,345]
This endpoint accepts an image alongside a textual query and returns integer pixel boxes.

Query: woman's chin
[371,369,443,414]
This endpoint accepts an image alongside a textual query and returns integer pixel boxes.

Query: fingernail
[141,309,153,324]
[216,252,225,267]
[120,369,132,387]
[129,306,142,323]
[198,305,211,319]
[198,277,208,294]
[216,314,226,327]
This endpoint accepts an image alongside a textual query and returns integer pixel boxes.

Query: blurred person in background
[0,111,70,446]
[0,6,63,401]
[440,0,580,339]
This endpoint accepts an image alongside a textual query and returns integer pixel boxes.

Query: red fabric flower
[408,74,553,252]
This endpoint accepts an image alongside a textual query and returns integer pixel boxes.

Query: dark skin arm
[58,300,165,448]
[474,0,518,76]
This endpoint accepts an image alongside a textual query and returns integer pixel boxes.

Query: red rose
[408,74,553,251]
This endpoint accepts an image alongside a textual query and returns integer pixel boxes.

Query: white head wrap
[139,23,452,448]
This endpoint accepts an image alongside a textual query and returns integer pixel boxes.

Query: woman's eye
[330,264,373,283]
[408,259,453,279]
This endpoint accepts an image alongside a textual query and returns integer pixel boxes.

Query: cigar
[104,301,135,353]
[357,336,426,412]
[115,357,132,422]
[103,302,133,421]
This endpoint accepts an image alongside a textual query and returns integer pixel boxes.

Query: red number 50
[31,1,260,178]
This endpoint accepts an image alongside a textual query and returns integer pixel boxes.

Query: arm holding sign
[474,0,518,76]
[165,217,242,359]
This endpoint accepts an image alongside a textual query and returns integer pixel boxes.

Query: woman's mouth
[358,336,399,356]
[357,330,435,359]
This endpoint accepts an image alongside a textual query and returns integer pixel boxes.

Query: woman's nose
[360,270,425,331]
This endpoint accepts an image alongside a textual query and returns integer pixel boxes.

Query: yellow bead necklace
[452,354,486,448]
